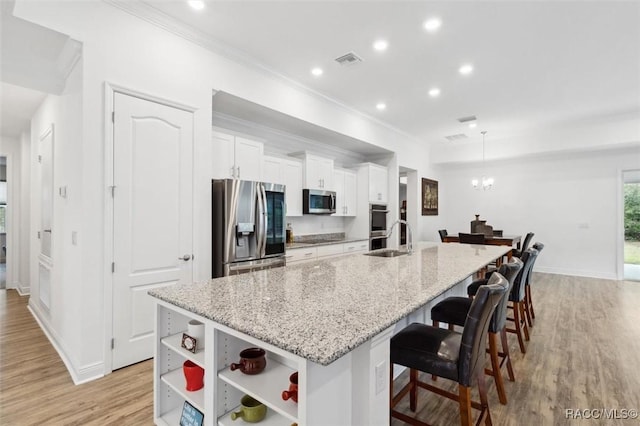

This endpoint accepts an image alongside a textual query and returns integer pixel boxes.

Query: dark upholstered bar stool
[438,229,448,242]
[511,232,534,258]
[524,242,544,326]
[430,260,523,405]
[390,274,508,426]
[468,248,538,354]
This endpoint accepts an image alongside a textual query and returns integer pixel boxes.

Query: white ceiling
[141,0,640,148]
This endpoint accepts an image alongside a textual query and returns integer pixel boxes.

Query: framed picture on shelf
[421,178,438,216]
[180,401,204,426]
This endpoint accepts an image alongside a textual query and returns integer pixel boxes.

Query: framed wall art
[422,178,438,216]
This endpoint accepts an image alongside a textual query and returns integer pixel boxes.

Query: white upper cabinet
[263,155,303,216]
[333,169,357,216]
[303,153,334,190]
[358,163,388,203]
[368,163,388,203]
[212,130,263,181]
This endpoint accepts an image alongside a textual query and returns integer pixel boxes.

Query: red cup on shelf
[183,360,204,391]
[281,372,298,403]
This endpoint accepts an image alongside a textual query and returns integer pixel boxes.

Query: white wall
[13,0,431,381]
[19,130,30,294]
[0,135,22,290]
[439,147,639,279]
[27,58,84,381]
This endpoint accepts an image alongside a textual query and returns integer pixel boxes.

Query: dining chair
[438,229,448,242]
[390,275,508,426]
[459,233,485,244]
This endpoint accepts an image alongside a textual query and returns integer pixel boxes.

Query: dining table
[443,233,521,260]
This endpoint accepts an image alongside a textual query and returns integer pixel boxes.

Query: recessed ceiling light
[311,67,323,76]
[423,18,442,32]
[469,122,477,128]
[428,88,441,97]
[459,64,474,75]
[376,102,387,111]
[188,0,205,10]
[373,39,388,51]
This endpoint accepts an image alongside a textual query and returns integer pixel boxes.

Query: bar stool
[467,248,538,354]
[511,232,534,258]
[524,242,544,326]
[390,274,508,426]
[429,259,523,405]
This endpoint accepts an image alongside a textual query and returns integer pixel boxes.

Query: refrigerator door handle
[259,183,268,258]
[256,183,264,257]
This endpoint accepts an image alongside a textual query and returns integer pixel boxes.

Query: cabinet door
[333,170,345,216]
[305,154,333,190]
[343,170,357,216]
[212,131,235,178]
[283,159,303,216]
[369,165,388,203]
[234,137,263,181]
[263,156,283,184]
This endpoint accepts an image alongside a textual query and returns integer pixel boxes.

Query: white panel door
[112,93,193,370]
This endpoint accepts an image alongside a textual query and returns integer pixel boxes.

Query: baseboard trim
[27,301,105,385]
[535,267,617,280]
[16,283,30,296]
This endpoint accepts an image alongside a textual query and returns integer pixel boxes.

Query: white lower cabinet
[154,302,301,426]
[286,240,368,265]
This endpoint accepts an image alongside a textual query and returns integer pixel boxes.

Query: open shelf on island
[161,332,205,368]
[160,368,205,413]
[218,405,287,426]
[156,406,183,426]
[218,358,298,423]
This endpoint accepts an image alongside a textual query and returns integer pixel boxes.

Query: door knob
[179,254,191,261]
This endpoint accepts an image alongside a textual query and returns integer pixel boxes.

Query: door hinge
[111,262,115,273]
[38,155,42,163]
[111,111,115,123]
[111,338,114,349]
[37,231,41,239]
[109,186,116,197]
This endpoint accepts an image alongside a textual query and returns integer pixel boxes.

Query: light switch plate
[71,231,78,245]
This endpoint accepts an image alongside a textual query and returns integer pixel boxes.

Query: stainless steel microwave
[302,189,336,214]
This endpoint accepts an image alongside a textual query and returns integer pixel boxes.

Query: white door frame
[103,82,197,373]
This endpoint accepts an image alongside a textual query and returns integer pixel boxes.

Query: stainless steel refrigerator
[212,179,287,277]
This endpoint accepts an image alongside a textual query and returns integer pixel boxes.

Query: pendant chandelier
[471,131,494,190]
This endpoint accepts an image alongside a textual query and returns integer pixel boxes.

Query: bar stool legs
[486,330,515,405]
[507,300,529,353]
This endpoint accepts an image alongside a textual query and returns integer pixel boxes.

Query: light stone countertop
[149,242,510,366]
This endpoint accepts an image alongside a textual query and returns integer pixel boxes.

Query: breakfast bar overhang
[150,242,510,425]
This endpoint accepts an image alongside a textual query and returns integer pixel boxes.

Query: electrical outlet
[578,222,589,229]
[72,231,78,245]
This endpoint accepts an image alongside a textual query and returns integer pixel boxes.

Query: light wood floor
[1,273,639,425]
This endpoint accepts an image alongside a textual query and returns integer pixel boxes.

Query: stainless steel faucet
[386,219,413,254]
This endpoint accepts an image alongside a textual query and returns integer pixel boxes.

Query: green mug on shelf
[230,395,267,423]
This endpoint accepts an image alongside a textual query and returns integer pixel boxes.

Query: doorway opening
[624,170,640,281]
[399,166,418,248]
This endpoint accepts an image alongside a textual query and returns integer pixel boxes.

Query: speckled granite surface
[149,242,510,366]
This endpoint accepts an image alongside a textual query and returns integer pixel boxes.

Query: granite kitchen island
[150,242,510,426]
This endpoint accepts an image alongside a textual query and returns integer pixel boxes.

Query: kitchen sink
[364,249,409,258]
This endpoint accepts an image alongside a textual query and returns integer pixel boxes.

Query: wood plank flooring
[1,273,639,425]
[0,290,153,425]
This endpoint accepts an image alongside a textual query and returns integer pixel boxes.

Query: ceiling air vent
[457,115,477,123]
[334,51,363,66]
[444,133,469,142]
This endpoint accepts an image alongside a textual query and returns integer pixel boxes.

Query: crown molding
[103,0,421,145]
